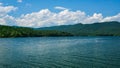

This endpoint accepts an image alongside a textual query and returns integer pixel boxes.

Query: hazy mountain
[39,21,120,36]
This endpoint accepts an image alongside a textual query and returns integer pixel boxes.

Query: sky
[0,0,120,27]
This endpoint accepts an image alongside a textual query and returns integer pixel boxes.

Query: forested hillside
[39,21,120,36]
[0,25,73,38]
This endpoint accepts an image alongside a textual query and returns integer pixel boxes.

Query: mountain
[0,25,73,38]
[39,21,120,36]
[0,21,120,38]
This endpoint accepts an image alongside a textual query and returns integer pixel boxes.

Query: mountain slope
[0,25,73,38]
[39,21,120,36]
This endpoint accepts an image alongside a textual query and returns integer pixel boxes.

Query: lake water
[0,37,120,68]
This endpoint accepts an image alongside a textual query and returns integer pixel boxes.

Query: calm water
[0,37,120,68]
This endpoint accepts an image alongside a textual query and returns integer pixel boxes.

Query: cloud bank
[0,3,17,25]
[15,9,120,27]
[0,3,120,27]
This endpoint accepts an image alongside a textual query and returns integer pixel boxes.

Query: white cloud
[15,8,120,27]
[0,4,120,27]
[0,5,17,14]
[83,13,103,24]
[17,0,22,3]
[54,6,68,10]
[16,9,87,27]
[102,13,120,22]
[0,3,17,25]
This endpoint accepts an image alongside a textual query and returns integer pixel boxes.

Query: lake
[0,37,120,68]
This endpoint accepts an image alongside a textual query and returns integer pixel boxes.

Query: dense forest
[0,25,73,38]
[39,21,120,36]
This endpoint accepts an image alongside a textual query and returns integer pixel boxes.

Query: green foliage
[0,25,73,38]
[39,21,120,36]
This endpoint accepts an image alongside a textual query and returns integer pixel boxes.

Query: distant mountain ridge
[39,21,120,36]
[0,21,120,38]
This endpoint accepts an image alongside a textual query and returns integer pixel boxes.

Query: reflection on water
[0,37,120,68]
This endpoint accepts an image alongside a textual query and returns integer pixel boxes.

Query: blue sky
[0,0,120,27]
[0,0,119,17]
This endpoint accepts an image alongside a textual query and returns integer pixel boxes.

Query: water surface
[0,37,120,68]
